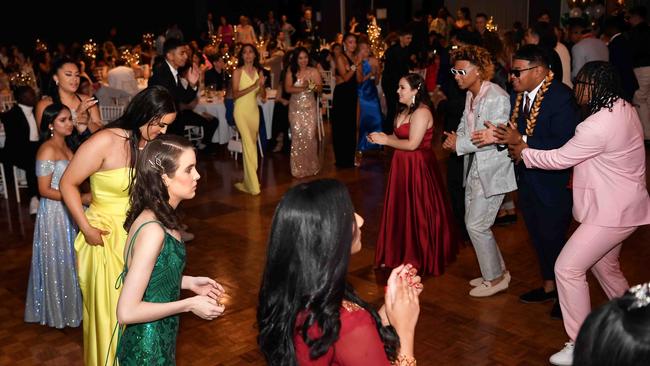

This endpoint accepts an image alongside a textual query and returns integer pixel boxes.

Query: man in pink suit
[506,61,650,366]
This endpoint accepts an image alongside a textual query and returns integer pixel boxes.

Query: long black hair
[574,61,628,116]
[40,103,70,141]
[397,73,435,115]
[48,57,79,99]
[289,47,310,84]
[237,43,263,71]
[573,286,650,366]
[105,85,176,191]
[123,134,193,232]
[257,179,399,365]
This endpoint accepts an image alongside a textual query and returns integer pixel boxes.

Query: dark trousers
[446,152,468,240]
[518,181,573,281]
[9,142,39,199]
[383,83,397,134]
[170,110,218,146]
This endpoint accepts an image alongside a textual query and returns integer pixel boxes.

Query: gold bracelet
[392,354,416,366]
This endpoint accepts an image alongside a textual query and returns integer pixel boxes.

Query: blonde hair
[450,45,495,81]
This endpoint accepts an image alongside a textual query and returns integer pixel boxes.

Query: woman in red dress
[257,179,421,366]
[369,73,458,276]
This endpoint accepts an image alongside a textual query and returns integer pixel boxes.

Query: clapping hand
[368,132,389,145]
[442,131,457,151]
[187,63,200,87]
[384,264,421,338]
[188,276,225,300]
[471,121,499,147]
[493,122,522,146]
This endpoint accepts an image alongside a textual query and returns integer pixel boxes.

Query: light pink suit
[522,99,650,341]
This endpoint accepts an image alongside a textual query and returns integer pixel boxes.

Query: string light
[35,39,48,53]
[142,33,154,47]
[486,16,498,32]
[83,39,97,60]
[367,19,385,58]
[10,72,34,88]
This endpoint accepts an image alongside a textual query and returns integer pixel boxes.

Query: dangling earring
[54,79,59,86]
[49,126,54,137]
[410,95,416,108]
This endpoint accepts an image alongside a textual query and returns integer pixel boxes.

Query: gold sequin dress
[288,84,320,178]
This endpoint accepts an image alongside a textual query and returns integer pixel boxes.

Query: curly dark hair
[123,134,193,232]
[574,61,627,116]
[257,179,400,365]
[237,43,263,71]
[450,45,495,81]
[397,73,435,115]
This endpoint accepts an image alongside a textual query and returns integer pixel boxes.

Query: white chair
[13,166,28,203]
[184,125,204,147]
[228,127,264,161]
[99,105,125,124]
[0,163,8,199]
[319,70,335,120]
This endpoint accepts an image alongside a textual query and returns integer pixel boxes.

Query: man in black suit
[603,16,639,101]
[1,86,40,213]
[380,29,413,134]
[298,8,320,45]
[495,45,579,319]
[148,38,217,149]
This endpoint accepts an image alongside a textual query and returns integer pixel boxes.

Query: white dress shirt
[18,103,39,142]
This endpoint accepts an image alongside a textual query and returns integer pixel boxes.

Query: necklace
[509,71,554,136]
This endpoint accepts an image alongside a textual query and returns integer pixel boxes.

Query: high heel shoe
[272,133,284,153]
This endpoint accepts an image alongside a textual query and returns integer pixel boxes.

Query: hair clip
[147,154,164,171]
[628,282,650,310]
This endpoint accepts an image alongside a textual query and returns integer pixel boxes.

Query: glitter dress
[289,79,320,178]
[116,220,186,366]
[24,160,82,329]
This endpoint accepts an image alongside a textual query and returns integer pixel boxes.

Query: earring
[410,95,416,107]
[49,126,54,137]
[54,80,59,86]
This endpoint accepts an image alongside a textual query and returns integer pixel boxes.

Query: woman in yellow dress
[232,44,266,195]
[59,86,176,366]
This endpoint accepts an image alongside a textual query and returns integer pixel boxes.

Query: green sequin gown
[116,221,186,366]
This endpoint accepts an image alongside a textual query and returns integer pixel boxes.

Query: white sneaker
[549,342,574,366]
[469,277,484,287]
[470,271,510,287]
[29,196,39,215]
[469,271,510,297]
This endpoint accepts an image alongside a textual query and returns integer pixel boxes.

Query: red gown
[375,123,458,275]
[294,303,391,365]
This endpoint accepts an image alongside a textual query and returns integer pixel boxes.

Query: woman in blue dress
[24,103,91,328]
[355,40,384,167]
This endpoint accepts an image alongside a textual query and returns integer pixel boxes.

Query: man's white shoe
[469,271,510,297]
[29,196,39,215]
[469,277,484,287]
[549,342,574,366]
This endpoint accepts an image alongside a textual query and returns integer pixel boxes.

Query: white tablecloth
[194,93,276,143]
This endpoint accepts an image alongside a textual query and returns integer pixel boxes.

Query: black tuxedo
[608,34,639,101]
[512,79,579,281]
[1,105,40,197]
[148,62,217,143]
[298,19,319,43]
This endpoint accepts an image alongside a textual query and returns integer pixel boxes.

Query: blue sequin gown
[357,59,383,151]
[24,160,82,328]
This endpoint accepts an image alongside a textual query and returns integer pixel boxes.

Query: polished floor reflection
[0,126,648,365]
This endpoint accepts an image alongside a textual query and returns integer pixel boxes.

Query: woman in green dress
[116,135,225,365]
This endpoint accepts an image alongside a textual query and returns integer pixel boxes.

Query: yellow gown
[233,70,261,195]
[74,167,131,366]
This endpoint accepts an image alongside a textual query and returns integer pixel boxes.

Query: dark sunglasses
[509,66,539,78]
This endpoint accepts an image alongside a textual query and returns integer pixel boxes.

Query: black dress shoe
[519,287,558,303]
[550,301,563,320]
[494,214,517,226]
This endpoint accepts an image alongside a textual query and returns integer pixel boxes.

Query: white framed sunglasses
[450,68,470,76]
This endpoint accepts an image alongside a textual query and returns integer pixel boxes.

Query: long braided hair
[574,61,628,116]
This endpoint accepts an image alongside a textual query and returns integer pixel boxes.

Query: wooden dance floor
[1,125,648,365]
